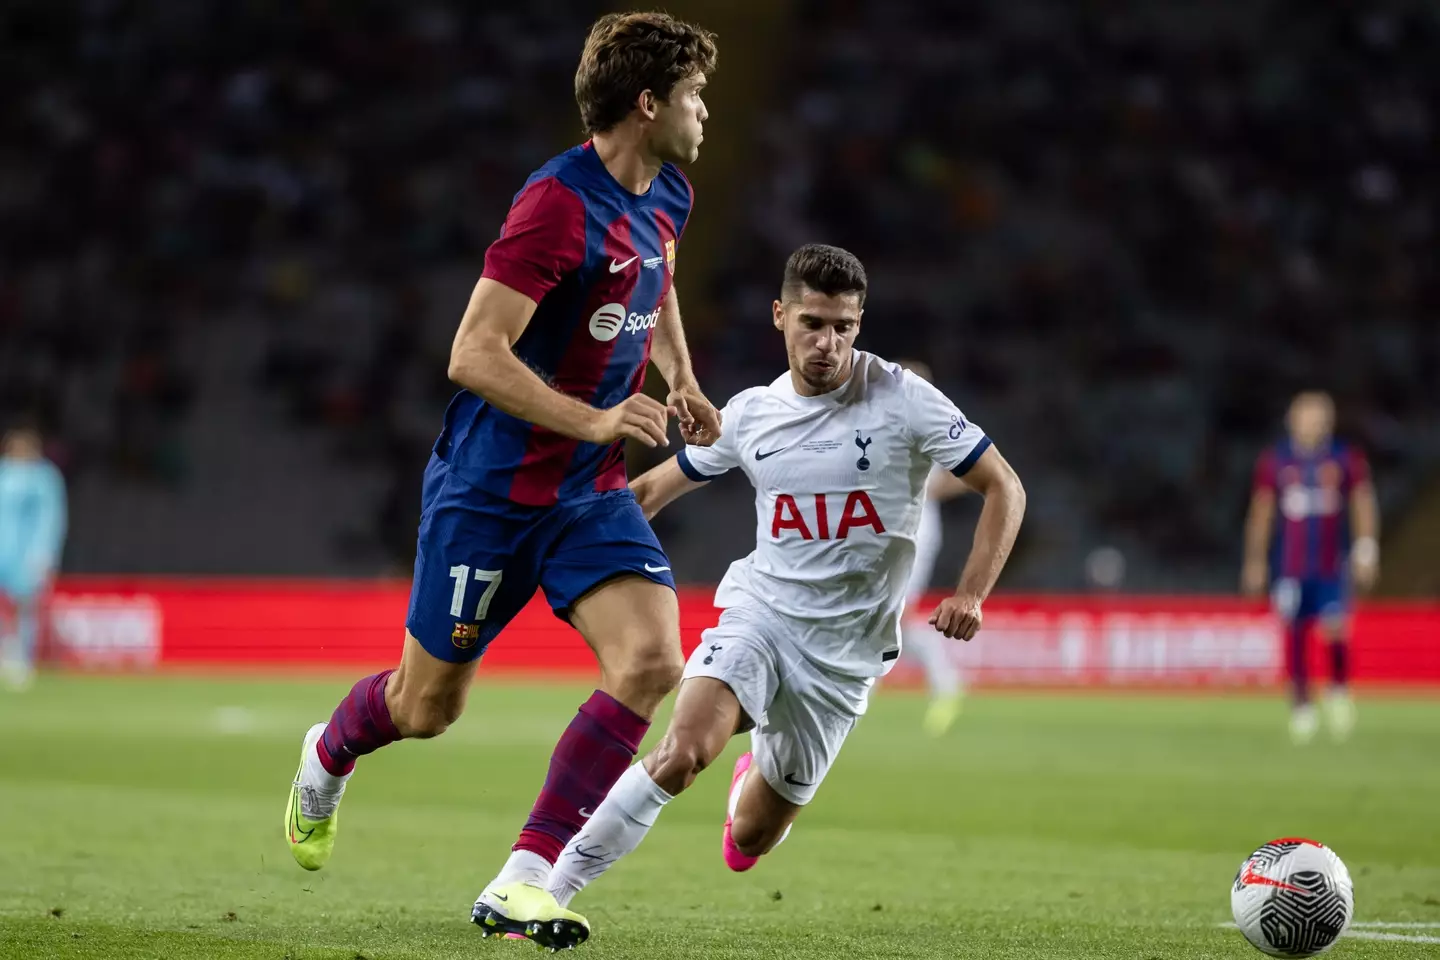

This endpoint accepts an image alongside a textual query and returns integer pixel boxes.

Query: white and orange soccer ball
[1232,838,1354,957]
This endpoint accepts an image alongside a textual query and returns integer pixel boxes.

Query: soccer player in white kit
[540,245,1025,915]
[896,361,979,736]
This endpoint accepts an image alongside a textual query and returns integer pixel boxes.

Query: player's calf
[725,752,799,866]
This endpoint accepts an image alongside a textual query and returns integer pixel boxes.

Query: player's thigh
[1271,578,1302,623]
[544,491,682,700]
[749,659,864,809]
[401,457,543,703]
[682,607,785,737]
[643,676,747,792]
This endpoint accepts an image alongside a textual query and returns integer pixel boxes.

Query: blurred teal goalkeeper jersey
[0,457,67,598]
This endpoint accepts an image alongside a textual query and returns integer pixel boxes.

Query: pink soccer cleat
[723,752,760,872]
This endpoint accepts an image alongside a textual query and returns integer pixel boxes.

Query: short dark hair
[574,12,718,136]
[781,244,868,304]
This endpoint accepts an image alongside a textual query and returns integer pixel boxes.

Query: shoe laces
[295,778,346,820]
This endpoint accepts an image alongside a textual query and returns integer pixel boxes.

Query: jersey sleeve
[480,177,586,303]
[1343,445,1371,493]
[902,372,991,476]
[676,167,695,239]
[675,395,743,480]
[1253,449,1278,494]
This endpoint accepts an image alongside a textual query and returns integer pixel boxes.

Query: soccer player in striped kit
[1243,391,1379,743]
[282,13,721,950]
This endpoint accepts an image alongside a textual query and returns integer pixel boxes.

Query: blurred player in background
[1243,391,1378,744]
[537,245,1025,915]
[283,13,720,950]
[897,361,975,736]
[0,425,68,691]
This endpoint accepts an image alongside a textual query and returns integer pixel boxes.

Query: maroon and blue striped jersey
[434,142,693,507]
[1253,439,1369,581]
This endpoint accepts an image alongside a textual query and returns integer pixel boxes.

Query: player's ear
[772,300,784,330]
[637,89,658,120]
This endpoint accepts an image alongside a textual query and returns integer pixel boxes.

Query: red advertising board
[41,578,1440,687]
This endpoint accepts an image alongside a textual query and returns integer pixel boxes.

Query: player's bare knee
[389,689,463,739]
[644,730,714,794]
[615,643,685,705]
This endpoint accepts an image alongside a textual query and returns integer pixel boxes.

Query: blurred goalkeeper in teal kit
[0,424,67,690]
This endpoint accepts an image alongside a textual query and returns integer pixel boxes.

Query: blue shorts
[405,455,676,663]
[1271,577,1349,624]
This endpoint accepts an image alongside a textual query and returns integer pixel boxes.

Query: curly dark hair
[574,12,718,135]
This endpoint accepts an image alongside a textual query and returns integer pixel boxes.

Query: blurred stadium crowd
[2,0,1436,589]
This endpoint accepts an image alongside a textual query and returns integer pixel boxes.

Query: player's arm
[1348,456,1380,592]
[632,396,744,518]
[448,280,670,448]
[650,285,722,446]
[930,446,1025,641]
[452,178,671,447]
[629,456,708,520]
[1242,453,1276,597]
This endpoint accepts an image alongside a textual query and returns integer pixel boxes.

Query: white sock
[492,849,553,889]
[301,738,349,793]
[296,724,350,819]
[545,763,673,907]
[905,623,961,698]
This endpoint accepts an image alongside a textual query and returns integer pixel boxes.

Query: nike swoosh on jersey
[609,256,639,273]
[754,448,786,461]
[644,563,671,573]
[783,772,813,787]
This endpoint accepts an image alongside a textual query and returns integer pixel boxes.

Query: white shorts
[683,598,875,806]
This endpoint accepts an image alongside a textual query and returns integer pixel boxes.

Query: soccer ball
[1232,838,1354,957]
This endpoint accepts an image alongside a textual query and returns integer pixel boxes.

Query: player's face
[1287,393,1335,448]
[1,429,42,460]
[649,73,708,164]
[773,288,863,394]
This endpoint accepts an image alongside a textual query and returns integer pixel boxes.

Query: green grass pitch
[1,675,1437,959]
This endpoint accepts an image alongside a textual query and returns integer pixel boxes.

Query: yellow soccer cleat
[923,694,962,737]
[285,722,347,871]
[472,882,590,951]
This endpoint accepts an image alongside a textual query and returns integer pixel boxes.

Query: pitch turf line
[1349,922,1440,929]
[1219,922,1440,945]
[1344,932,1440,944]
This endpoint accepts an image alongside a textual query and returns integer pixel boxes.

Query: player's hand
[667,384,722,447]
[929,594,983,641]
[1351,555,1380,593]
[591,394,671,448]
[1241,559,1268,598]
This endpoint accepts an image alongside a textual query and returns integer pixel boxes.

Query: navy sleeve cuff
[950,436,993,477]
[677,448,724,482]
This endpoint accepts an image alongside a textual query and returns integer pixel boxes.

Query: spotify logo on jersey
[588,303,627,341]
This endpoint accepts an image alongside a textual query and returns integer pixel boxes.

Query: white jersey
[678,351,990,678]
